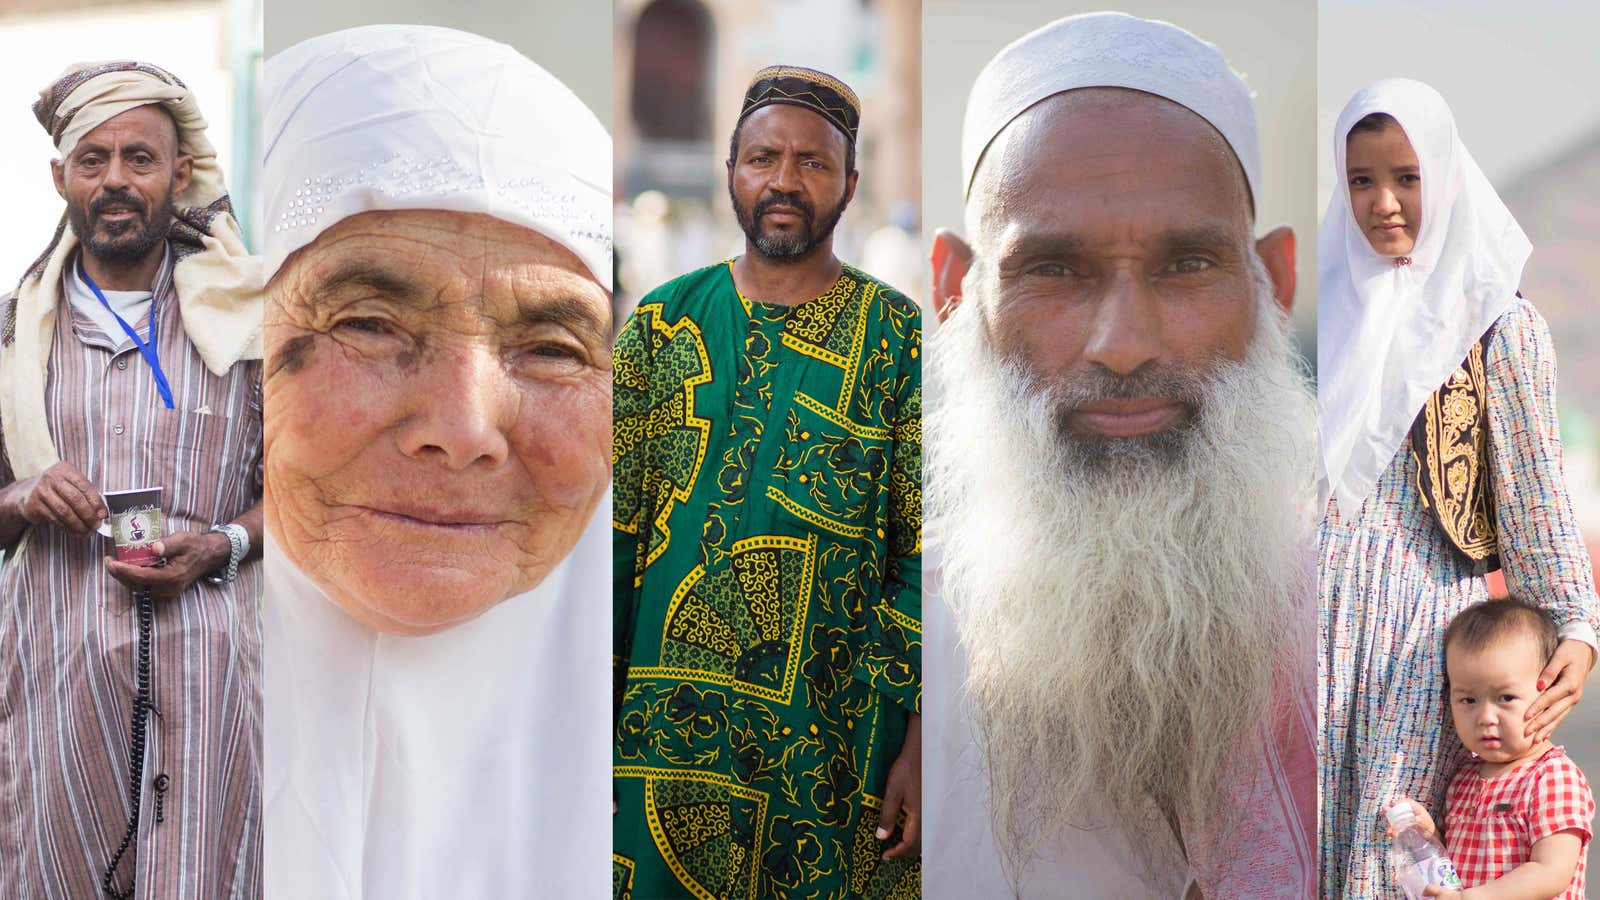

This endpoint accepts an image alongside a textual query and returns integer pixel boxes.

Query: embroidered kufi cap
[739,65,861,144]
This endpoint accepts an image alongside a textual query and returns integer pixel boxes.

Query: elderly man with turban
[922,13,1316,897]
[612,65,922,898]
[259,25,612,898]
[0,62,263,898]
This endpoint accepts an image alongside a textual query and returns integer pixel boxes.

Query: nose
[396,346,513,470]
[102,154,129,191]
[1081,272,1163,377]
[770,154,799,193]
[1374,186,1401,217]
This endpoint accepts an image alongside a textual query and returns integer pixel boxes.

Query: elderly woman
[1318,79,1600,898]
[259,26,611,896]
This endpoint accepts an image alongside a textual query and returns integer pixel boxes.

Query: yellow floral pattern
[614,262,921,899]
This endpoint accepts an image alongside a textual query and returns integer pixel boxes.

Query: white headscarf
[259,25,611,899]
[961,11,1260,210]
[261,24,611,287]
[1317,79,1530,509]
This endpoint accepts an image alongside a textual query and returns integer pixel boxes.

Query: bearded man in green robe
[613,66,921,900]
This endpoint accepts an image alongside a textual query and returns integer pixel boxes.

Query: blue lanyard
[80,266,174,409]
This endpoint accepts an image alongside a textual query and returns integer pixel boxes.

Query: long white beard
[927,264,1316,877]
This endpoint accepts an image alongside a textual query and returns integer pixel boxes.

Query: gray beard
[926,262,1316,879]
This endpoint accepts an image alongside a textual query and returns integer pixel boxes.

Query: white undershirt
[65,263,152,349]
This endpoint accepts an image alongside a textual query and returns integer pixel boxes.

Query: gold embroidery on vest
[1410,331,1497,564]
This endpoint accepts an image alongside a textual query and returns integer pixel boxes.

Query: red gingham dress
[1443,746,1594,896]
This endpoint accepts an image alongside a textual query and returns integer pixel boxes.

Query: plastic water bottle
[1387,803,1464,898]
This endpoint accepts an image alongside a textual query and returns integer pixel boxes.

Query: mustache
[752,190,815,224]
[90,190,148,218]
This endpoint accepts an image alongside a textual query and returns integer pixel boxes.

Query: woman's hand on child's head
[1525,638,1594,743]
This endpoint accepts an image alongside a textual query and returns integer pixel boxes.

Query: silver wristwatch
[206,523,250,585]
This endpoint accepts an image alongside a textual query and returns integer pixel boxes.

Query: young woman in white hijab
[259,26,612,898]
[1318,78,1600,898]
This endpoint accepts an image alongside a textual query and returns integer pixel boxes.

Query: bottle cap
[1386,803,1416,829]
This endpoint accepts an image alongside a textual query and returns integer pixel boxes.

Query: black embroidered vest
[1409,323,1498,567]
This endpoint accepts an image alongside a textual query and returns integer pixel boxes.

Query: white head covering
[1317,79,1529,509]
[259,25,611,899]
[261,24,611,287]
[961,11,1259,210]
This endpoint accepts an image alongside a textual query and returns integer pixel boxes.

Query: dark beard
[67,185,174,268]
[730,183,849,262]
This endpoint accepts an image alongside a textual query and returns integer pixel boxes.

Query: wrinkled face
[53,104,191,266]
[1345,122,1421,257]
[265,210,612,634]
[964,89,1259,461]
[727,103,855,260]
[1447,630,1545,764]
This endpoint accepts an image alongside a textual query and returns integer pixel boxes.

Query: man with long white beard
[921,13,1317,898]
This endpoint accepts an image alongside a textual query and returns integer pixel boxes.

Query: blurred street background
[613,0,923,327]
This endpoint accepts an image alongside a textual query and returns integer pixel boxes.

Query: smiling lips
[354,503,513,533]
[1070,397,1187,437]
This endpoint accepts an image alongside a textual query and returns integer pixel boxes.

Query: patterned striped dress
[0,254,262,899]
[1319,297,1600,898]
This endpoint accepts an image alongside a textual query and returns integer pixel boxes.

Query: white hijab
[259,25,612,899]
[1317,78,1530,509]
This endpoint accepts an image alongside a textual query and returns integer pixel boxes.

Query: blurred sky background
[0,0,259,279]
[613,0,922,327]
[924,0,1317,350]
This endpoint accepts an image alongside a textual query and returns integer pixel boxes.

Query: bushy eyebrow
[310,260,421,303]
[312,258,609,342]
[1154,225,1240,256]
[518,294,609,345]
[72,140,164,159]
[998,224,1241,259]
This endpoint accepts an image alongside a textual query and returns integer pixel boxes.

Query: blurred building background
[613,0,922,325]
[923,0,1318,353]
[0,0,260,279]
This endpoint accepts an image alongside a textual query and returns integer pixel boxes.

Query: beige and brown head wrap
[0,60,262,480]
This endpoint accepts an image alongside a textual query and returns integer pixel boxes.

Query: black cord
[101,589,155,899]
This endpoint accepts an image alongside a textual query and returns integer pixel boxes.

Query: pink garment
[1183,660,1319,896]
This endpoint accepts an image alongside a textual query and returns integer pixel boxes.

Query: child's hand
[1421,887,1463,899]
[1382,797,1438,838]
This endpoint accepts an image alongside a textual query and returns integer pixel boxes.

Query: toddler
[1390,599,1594,898]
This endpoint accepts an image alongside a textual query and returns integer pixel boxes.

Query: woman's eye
[333,317,391,336]
[530,344,579,359]
[1025,262,1071,278]
[1349,175,1369,187]
[1400,174,1421,186]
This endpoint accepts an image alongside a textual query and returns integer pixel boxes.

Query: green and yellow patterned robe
[613,261,921,899]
